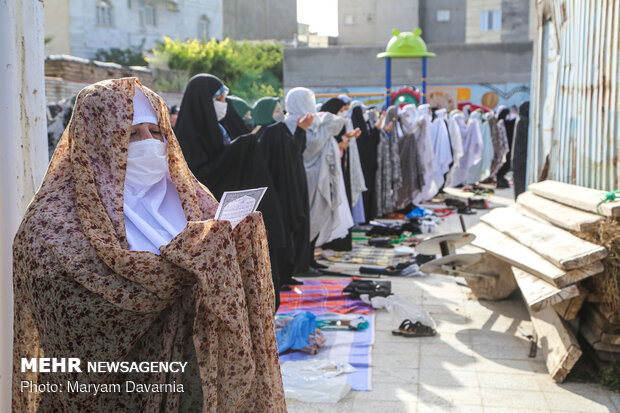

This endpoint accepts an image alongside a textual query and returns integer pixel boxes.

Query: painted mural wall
[307,82,530,112]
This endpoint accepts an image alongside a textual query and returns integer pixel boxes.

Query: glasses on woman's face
[130,123,164,143]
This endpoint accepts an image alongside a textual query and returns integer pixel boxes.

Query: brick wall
[45,55,154,89]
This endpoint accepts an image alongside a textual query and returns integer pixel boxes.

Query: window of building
[139,1,157,27]
[437,9,450,22]
[344,14,356,25]
[198,15,210,40]
[480,10,501,31]
[96,0,113,27]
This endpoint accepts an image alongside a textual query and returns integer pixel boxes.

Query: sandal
[392,319,436,337]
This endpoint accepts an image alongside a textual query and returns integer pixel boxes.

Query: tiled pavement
[286,188,620,412]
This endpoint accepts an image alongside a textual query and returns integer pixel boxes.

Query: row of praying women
[359,103,526,217]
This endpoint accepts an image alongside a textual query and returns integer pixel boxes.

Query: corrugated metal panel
[528,0,619,191]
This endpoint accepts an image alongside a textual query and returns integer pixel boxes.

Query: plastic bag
[276,311,316,354]
[369,295,436,329]
[281,359,355,403]
[406,207,430,218]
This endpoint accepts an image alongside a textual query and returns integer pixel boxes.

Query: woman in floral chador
[12,78,285,412]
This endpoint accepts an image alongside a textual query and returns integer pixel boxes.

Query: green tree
[150,37,283,101]
[95,41,147,67]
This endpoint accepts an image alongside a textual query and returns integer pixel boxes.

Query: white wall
[338,0,419,46]
[44,0,72,55]
[68,0,223,58]
[0,1,49,410]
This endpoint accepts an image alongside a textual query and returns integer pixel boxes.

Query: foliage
[151,68,191,93]
[44,36,53,45]
[95,41,147,67]
[600,363,620,393]
[150,37,283,101]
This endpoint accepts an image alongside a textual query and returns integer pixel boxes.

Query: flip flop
[392,319,436,337]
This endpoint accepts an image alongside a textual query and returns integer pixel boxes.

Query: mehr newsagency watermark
[19,358,186,395]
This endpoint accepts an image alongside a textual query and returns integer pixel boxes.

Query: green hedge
[150,37,283,101]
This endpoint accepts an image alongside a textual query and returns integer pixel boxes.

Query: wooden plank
[516,191,603,232]
[512,267,579,311]
[480,206,607,270]
[530,305,582,382]
[552,285,587,321]
[581,322,620,353]
[463,254,517,300]
[469,223,603,288]
[584,307,620,345]
[583,303,620,333]
[528,180,620,217]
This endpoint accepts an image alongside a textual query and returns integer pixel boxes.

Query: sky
[296,0,339,37]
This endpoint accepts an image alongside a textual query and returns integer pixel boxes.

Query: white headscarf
[347,100,363,118]
[123,87,187,255]
[417,103,431,117]
[400,104,418,134]
[285,87,318,134]
[132,86,159,125]
[338,94,351,104]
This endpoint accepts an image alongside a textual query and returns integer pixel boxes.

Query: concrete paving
[286,188,620,412]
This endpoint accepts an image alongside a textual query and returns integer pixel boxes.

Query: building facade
[44,0,223,59]
[338,0,419,46]
[287,0,535,112]
[337,0,534,46]
[222,0,297,41]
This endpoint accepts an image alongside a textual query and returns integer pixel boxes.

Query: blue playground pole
[422,56,427,104]
[385,57,391,110]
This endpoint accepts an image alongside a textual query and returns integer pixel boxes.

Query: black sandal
[392,319,436,337]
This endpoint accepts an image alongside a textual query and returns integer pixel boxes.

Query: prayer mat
[278,313,375,391]
[443,187,493,199]
[277,279,374,315]
[320,245,411,267]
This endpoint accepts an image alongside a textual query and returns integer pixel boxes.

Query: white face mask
[213,100,228,121]
[363,112,369,122]
[125,139,168,196]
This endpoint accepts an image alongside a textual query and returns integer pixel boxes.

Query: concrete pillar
[0,1,49,409]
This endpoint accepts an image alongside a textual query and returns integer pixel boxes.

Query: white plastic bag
[281,359,355,403]
[369,295,436,329]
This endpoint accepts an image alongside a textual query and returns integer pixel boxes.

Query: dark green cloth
[252,97,280,126]
[227,95,251,119]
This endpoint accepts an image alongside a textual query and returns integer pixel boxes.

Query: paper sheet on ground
[214,187,267,228]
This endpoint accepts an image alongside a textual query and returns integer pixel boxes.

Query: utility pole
[0,1,49,409]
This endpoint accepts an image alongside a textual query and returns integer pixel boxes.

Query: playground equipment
[377,28,436,109]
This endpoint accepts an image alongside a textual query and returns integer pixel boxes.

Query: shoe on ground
[311,260,328,269]
[496,178,510,188]
[296,267,322,277]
